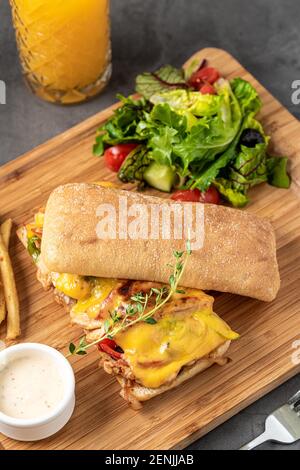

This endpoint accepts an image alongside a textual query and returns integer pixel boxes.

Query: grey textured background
[1,0,300,450]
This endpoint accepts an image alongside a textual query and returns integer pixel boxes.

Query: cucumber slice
[143,162,176,192]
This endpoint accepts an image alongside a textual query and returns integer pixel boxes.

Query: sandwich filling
[23,211,238,390]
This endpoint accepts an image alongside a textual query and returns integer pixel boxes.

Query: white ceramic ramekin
[0,343,75,441]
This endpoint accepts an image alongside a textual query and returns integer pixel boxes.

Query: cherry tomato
[104,143,138,172]
[189,67,220,88]
[98,338,123,360]
[171,187,220,204]
[200,83,216,95]
[199,186,220,204]
[171,189,201,202]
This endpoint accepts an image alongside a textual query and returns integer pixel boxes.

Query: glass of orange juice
[10,0,111,104]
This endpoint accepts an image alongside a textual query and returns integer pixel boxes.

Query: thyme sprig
[68,241,192,357]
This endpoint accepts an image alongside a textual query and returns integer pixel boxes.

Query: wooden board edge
[171,365,300,449]
[0,101,121,182]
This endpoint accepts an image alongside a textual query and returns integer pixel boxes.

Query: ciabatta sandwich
[17,183,280,407]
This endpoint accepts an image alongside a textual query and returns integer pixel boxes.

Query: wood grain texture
[0,48,299,450]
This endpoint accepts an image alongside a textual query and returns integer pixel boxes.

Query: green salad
[93,60,290,207]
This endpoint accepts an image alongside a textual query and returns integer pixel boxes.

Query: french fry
[1,219,12,246]
[0,281,5,325]
[0,220,20,339]
[0,219,12,325]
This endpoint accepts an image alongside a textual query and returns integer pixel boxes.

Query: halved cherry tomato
[171,189,201,202]
[189,66,220,88]
[171,186,220,205]
[199,186,220,204]
[200,83,216,95]
[104,143,138,172]
[98,338,123,360]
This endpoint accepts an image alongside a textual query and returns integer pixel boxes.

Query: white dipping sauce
[0,351,65,419]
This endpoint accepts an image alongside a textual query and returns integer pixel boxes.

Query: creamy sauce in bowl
[0,351,65,420]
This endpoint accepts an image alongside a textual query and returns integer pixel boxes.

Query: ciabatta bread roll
[41,183,280,301]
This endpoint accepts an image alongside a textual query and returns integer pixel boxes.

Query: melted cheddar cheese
[52,273,91,300]
[53,272,119,320]
[26,211,45,238]
[71,278,118,319]
[116,308,238,389]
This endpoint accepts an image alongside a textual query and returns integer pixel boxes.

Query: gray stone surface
[1,0,300,450]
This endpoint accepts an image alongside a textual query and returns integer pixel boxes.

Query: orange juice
[10,0,111,104]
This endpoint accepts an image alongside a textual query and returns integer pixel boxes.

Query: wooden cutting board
[0,47,300,450]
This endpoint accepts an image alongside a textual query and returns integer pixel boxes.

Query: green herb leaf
[176,261,183,272]
[174,250,184,259]
[136,303,143,314]
[151,288,162,295]
[79,337,87,348]
[110,309,121,323]
[144,317,157,325]
[176,289,186,294]
[169,274,175,288]
[104,320,111,333]
[131,292,146,303]
[126,305,136,316]
[69,343,76,355]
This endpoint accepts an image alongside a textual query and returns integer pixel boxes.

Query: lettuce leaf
[267,156,290,188]
[150,89,221,117]
[148,126,179,166]
[214,179,249,207]
[202,122,268,200]
[214,154,290,206]
[187,120,244,190]
[27,236,41,263]
[118,146,151,183]
[136,65,187,100]
[134,103,187,166]
[93,95,151,156]
[150,103,187,132]
[230,78,261,115]
[174,80,243,183]
[229,143,268,190]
